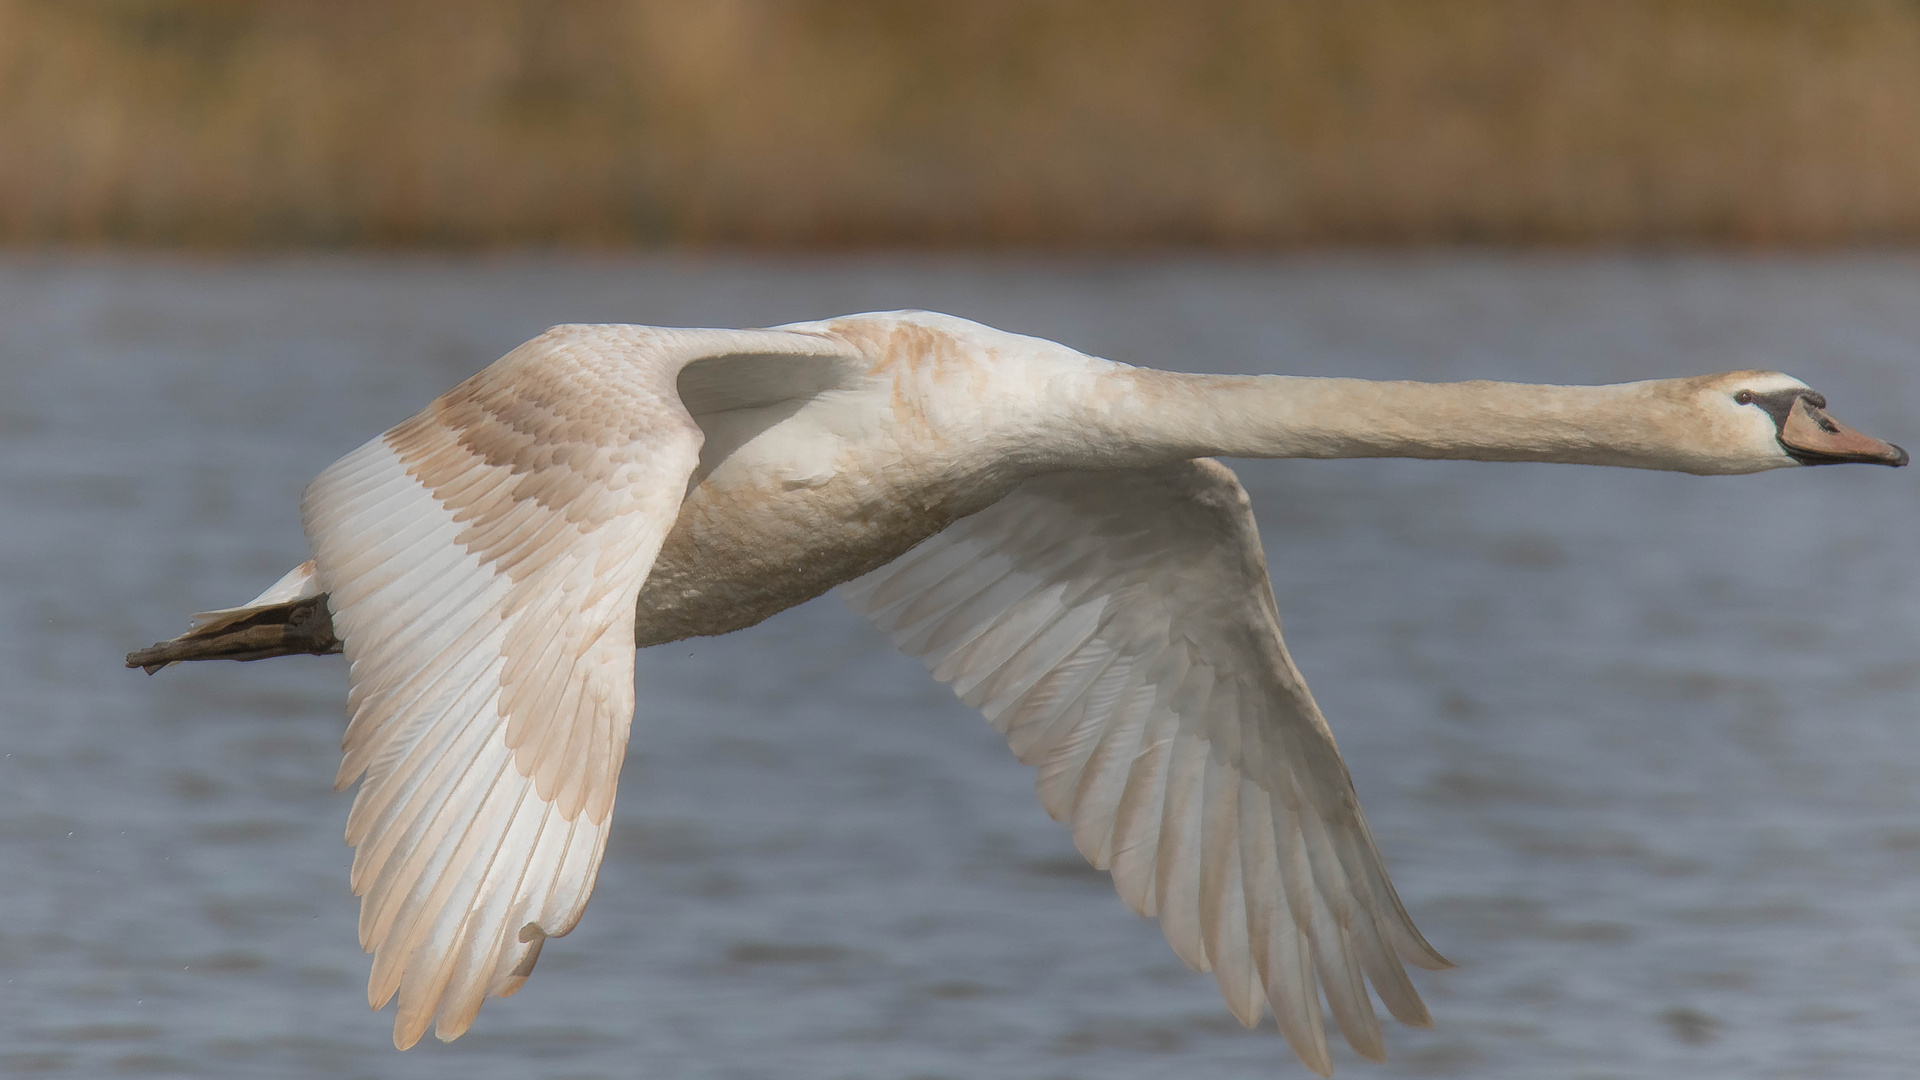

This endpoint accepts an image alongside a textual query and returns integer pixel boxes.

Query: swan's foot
[125,594,342,673]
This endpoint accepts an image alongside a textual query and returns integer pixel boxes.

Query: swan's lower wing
[842,460,1449,1076]
[302,324,848,1048]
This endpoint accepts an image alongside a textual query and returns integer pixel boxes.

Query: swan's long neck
[1065,369,1749,474]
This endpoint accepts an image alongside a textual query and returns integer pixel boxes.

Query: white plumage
[841,461,1447,1068]
[133,310,1905,1072]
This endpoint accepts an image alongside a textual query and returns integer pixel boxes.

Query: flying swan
[128,311,1906,1074]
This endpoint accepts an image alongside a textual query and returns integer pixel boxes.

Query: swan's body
[129,311,1905,1074]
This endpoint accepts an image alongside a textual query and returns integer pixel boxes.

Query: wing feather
[1109,708,1177,915]
[843,459,1447,1075]
[306,323,853,1047]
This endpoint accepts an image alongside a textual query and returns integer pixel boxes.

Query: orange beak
[1779,395,1908,466]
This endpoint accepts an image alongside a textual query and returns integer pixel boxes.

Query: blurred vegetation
[5,0,1920,247]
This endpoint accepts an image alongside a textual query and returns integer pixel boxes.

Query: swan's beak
[1780,396,1908,466]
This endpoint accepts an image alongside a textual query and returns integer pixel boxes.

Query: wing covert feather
[843,459,1447,1076]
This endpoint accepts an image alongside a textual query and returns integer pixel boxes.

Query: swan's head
[1678,371,1907,473]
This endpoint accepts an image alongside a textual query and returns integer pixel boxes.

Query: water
[2,253,1919,1079]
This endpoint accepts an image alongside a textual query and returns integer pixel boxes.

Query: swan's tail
[125,560,341,673]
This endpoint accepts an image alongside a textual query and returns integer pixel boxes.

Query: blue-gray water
[2,254,1918,1079]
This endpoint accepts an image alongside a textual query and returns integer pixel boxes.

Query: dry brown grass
[6,0,1920,247]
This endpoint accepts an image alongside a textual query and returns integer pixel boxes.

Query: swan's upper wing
[302,323,849,1048]
[841,459,1448,1076]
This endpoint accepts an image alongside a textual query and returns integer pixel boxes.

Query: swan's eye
[1734,390,1755,405]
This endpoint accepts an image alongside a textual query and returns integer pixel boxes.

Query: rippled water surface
[3,254,1919,1079]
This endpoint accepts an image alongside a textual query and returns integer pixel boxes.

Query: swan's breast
[631,314,1110,647]
[632,385,1015,648]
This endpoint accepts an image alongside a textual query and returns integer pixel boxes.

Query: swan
[126,310,1906,1074]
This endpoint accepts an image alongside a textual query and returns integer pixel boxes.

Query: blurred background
[6,3,1920,1080]
[9,0,1920,249]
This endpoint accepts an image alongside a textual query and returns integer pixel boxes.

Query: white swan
[128,311,1905,1073]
